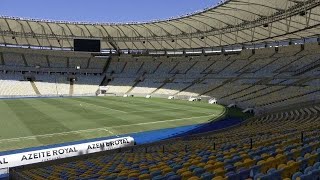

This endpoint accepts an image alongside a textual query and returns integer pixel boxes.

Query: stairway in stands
[125,72,146,94]
[259,89,320,108]
[274,55,305,73]
[293,59,320,76]
[102,57,112,74]
[173,78,204,96]
[99,70,115,87]
[136,62,145,74]
[152,62,162,73]
[45,55,51,67]
[30,81,41,95]
[99,76,108,86]
[200,78,238,96]
[69,81,74,96]
[125,80,141,95]
[230,79,286,101]
[97,57,113,87]
[151,76,175,94]
[0,52,4,65]
[21,54,28,67]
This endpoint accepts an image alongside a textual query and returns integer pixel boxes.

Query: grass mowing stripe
[97,96,218,114]
[4,100,72,134]
[73,97,139,113]
[0,97,227,152]
[4,99,84,144]
[81,96,212,115]
[74,99,128,113]
[38,98,108,120]
[40,99,135,126]
[0,101,36,139]
[72,97,201,123]
[23,99,102,130]
[110,114,217,135]
[72,97,217,125]
[57,98,192,126]
[0,114,216,142]
[78,96,163,113]
[125,97,221,113]
[63,98,184,128]
[67,98,152,124]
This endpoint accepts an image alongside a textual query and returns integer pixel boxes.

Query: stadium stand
[0,73,36,96]
[129,79,162,95]
[106,78,138,95]
[55,76,70,96]
[49,56,68,68]
[138,59,161,74]
[1,0,320,178]
[186,58,213,76]
[2,53,26,67]
[88,57,108,69]
[73,75,103,95]
[122,61,143,75]
[25,54,49,68]
[0,43,319,111]
[69,57,89,69]
[33,74,59,95]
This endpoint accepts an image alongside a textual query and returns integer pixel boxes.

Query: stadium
[0,0,320,179]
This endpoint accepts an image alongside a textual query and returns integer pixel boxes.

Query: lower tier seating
[12,104,320,180]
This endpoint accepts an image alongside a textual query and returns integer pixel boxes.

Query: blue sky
[0,0,219,23]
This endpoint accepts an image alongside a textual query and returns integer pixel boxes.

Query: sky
[0,0,220,23]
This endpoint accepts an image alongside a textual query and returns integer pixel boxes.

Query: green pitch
[0,96,226,152]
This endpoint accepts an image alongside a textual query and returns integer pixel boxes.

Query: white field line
[117,99,214,114]
[79,100,213,115]
[78,101,127,113]
[79,102,190,114]
[126,105,211,114]
[104,129,119,137]
[129,107,212,114]
[0,114,215,143]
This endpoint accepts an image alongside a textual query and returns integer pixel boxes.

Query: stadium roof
[0,0,320,50]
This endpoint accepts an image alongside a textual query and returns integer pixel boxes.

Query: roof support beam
[4,19,18,45]
[45,22,62,48]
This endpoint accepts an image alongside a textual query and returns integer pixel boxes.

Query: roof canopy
[0,0,320,50]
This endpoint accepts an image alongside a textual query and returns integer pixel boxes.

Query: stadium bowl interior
[1,0,320,179]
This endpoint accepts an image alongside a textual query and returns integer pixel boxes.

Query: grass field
[0,96,225,152]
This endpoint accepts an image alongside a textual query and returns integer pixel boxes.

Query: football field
[0,96,226,152]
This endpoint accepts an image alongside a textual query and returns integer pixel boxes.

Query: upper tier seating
[69,57,89,69]
[25,54,49,68]
[139,61,161,74]
[107,61,127,74]
[88,57,108,69]
[0,43,319,110]
[49,56,68,68]
[122,61,143,75]
[2,53,25,66]
[154,61,178,75]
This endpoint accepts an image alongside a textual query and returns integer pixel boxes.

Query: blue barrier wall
[0,116,243,157]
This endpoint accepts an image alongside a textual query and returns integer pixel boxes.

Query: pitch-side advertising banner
[0,136,134,169]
